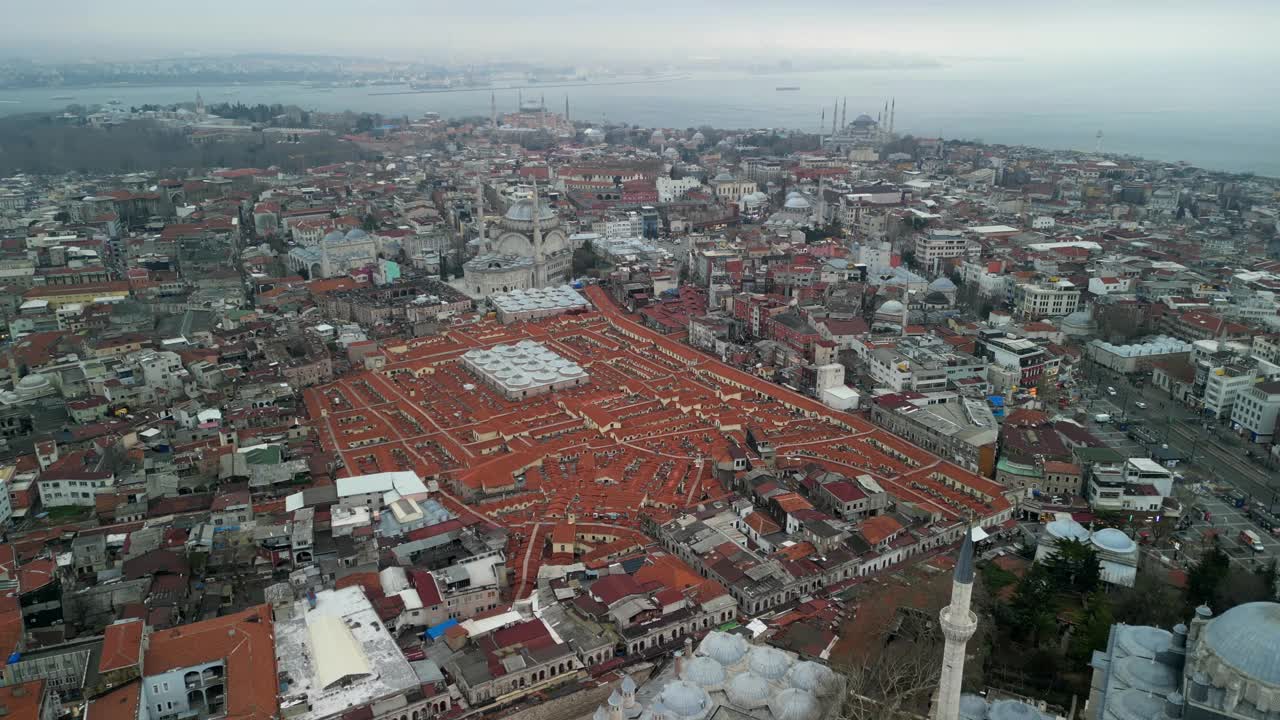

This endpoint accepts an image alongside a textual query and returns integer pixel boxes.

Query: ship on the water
[776,86,800,91]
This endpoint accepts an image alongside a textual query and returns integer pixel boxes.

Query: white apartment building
[913,229,970,266]
[1015,279,1081,319]
[1203,364,1259,418]
[656,176,703,203]
[1231,380,1280,443]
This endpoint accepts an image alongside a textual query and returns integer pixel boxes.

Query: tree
[1112,573,1184,629]
[1186,547,1231,609]
[361,213,378,232]
[1009,564,1058,645]
[1043,537,1102,596]
[572,242,607,277]
[1069,592,1114,665]
[53,210,70,223]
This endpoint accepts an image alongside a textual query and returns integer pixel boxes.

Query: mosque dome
[783,195,812,210]
[747,645,793,680]
[987,700,1048,720]
[877,299,906,316]
[724,673,770,709]
[321,230,346,245]
[960,694,991,720]
[1061,310,1096,333]
[924,291,951,306]
[929,276,957,292]
[1091,528,1137,554]
[344,228,369,241]
[699,632,748,667]
[1045,518,1090,542]
[1201,602,1280,686]
[853,114,876,125]
[503,198,557,223]
[656,680,712,719]
[15,374,51,399]
[680,656,726,689]
[768,688,820,720]
[712,171,734,183]
[787,661,836,696]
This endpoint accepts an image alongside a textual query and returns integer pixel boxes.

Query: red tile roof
[144,606,278,720]
[99,619,144,674]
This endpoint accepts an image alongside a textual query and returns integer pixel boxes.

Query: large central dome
[503,198,557,223]
[1203,602,1280,686]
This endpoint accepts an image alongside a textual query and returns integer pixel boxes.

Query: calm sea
[2,60,1276,176]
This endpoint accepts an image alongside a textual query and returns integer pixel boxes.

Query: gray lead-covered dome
[1092,528,1137,554]
[725,672,770,709]
[787,661,836,696]
[748,645,793,680]
[1202,602,1280,686]
[681,656,727,689]
[988,699,1047,720]
[769,688,820,720]
[656,680,712,719]
[960,694,991,720]
[503,198,557,223]
[699,631,748,667]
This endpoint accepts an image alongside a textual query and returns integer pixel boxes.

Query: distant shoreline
[369,75,693,96]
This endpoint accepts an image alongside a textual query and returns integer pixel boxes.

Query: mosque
[592,534,1063,720]
[1089,601,1280,720]
[287,228,378,280]
[464,182,573,297]
[824,98,897,154]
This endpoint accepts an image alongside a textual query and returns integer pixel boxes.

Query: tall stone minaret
[475,182,487,251]
[935,528,978,720]
[531,178,547,287]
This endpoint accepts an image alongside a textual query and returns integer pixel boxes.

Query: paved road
[1159,489,1280,572]
[1076,366,1279,510]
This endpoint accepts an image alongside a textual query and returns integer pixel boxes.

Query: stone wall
[500,664,654,720]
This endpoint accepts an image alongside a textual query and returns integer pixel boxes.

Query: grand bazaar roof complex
[304,286,1009,596]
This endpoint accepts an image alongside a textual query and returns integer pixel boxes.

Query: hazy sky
[4,0,1279,64]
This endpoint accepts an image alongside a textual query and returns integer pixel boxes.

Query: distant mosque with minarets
[463,181,574,297]
[823,97,898,155]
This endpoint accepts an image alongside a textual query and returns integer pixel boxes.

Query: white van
[1094,413,1112,424]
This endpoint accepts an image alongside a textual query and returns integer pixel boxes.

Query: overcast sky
[4,0,1278,64]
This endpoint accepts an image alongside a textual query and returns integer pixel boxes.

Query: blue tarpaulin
[425,619,459,639]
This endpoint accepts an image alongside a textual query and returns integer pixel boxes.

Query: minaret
[841,97,847,129]
[490,92,497,129]
[531,178,546,287]
[475,182,486,251]
[814,175,826,226]
[195,90,205,117]
[564,95,570,125]
[935,529,978,720]
[890,97,896,136]
[819,107,826,147]
[833,99,838,135]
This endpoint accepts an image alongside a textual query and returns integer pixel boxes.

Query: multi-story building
[1230,380,1280,443]
[1014,279,1081,319]
[975,331,1055,389]
[142,606,276,720]
[1202,363,1259,418]
[913,229,970,267]
[1088,457,1174,512]
[870,392,999,476]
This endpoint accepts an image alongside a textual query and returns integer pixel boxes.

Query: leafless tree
[839,624,941,720]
